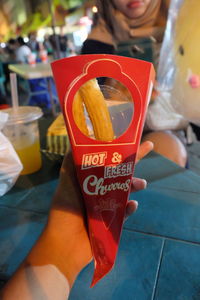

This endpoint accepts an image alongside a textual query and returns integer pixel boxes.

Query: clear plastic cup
[100,85,134,138]
[2,106,43,175]
[81,84,134,140]
[40,49,48,63]
[28,52,36,66]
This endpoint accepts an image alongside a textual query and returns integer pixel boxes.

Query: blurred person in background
[0,39,17,96]
[59,28,68,58]
[49,32,68,59]
[5,39,17,61]
[15,36,31,63]
[81,0,188,168]
[0,46,9,62]
[49,34,61,59]
[59,34,68,58]
[82,0,169,60]
[43,34,53,56]
[28,32,40,53]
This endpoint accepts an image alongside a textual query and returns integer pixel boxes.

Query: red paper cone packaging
[51,54,155,286]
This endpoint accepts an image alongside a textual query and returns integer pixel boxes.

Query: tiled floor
[70,231,163,300]
[154,240,200,300]
[187,142,200,176]
[126,173,200,243]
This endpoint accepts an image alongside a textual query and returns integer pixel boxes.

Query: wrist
[25,222,84,288]
[49,207,92,255]
[40,208,92,286]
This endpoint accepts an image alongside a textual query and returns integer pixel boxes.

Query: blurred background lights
[24,37,29,43]
[92,6,98,13]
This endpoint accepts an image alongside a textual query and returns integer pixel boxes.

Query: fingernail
[133,178,147,190]
[134,200,138,209]
[142,179,147,189]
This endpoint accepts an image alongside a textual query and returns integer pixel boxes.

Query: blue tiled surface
[154,240,200,300]
[0,207,47,279]
[125,186,200,243]
[70,231,163,300]
[0,154,60,212]
[0,180,57,213]
[1,151,200,299]
[187,142,200,176]
[125,153,200,244]
[0,155,58,279]
[134,151,184,183]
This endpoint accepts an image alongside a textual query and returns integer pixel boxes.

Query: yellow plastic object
[172,0,200,123]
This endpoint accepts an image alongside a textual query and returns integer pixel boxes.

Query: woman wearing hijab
[82,0,170,57]
[81,0,188,168]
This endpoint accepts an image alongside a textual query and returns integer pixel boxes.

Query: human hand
[52,140,153,216]
[47,141,153,284]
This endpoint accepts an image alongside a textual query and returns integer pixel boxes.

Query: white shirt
[16,45,31,63]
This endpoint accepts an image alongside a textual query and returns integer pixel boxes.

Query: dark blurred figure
[0,39,17,96]
[0,90,9,107]
[28,32,40,53]
[43,34,53,56]
[49,33,68,59]
[6,39,17,61]
[49,34,61,59]
[59,34,68,58]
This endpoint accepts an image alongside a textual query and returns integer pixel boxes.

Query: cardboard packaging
[51,54,155,286]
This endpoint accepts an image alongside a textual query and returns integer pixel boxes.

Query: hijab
[88,0,170,46]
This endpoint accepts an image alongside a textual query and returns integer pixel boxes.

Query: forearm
[1,262,70,300]
[1,208,91,300]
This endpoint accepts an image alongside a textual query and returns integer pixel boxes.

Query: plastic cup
[40,50,48,63]
[28,52,36,66]
[100,85,134,138]
[2,106,43,175]
[82,84,134,140]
